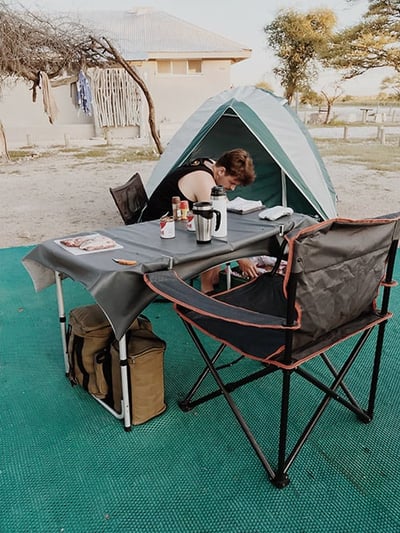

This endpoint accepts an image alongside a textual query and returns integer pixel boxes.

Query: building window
[188,60,201,74]
[157,61,171,75]
[157,60,202,75]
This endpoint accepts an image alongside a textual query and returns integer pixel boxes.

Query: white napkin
[227,197,263,214]
[258,206,294,220]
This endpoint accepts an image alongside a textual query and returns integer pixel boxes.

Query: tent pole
[281,170,287,207]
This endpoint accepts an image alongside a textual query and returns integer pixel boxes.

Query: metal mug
[192,202,221,244]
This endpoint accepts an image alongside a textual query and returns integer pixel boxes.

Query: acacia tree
[320,83,344,124]
[380,73,400,99]
[0,1,163,157]
[323,0,400,78]
[264,8,337,104]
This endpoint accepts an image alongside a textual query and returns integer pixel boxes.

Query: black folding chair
[144,215,400,488]
[110,172,148,225]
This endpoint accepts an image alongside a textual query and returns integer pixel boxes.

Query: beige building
[0,7,251,147]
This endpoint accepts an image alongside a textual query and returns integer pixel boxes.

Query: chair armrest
[144,271,290,328]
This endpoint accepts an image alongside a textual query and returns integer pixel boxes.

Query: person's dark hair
[215,148,256,186]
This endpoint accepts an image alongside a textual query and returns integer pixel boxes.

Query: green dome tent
[147,86,337,220]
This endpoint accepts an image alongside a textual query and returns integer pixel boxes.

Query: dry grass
[315,138,400,172]
[8,137,400,173]
[71,147,159,162]
[7,145,160,165]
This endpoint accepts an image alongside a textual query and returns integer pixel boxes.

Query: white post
[378,126,385,144]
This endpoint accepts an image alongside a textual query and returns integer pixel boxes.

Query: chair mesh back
[289,219,397,350]
[110,172,148,225]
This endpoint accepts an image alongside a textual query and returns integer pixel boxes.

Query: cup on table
[192,202,221,244]
[160,216,175,239]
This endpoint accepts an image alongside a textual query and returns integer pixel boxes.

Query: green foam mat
[1,246,399,532]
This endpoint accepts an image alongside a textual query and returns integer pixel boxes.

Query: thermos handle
[213,209,221,232]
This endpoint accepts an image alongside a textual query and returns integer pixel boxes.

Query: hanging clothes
[39,72,59,124]
[77,70,93,116]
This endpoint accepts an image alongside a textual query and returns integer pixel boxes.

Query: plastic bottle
[179,200,189,220]
[211,185,227,238]
[171,196,181,220]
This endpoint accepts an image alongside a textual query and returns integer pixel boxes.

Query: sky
[14,0,390,96]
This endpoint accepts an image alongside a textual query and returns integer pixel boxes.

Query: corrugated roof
[78,8,251,62]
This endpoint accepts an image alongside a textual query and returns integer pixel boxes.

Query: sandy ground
[0,144,399,249]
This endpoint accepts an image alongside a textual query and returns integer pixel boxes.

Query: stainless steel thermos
[192,202,221,244]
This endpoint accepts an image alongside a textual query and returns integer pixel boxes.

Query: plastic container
[179,200,189,220]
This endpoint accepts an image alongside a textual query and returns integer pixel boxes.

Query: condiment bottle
[179,200,189,220]
[211,185,227,238]
[171,196,181,220]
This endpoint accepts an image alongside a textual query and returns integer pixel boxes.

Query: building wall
[136,58,232,142]
[0,79,95,146]
[141,58,231,123]
[0,57,233,147]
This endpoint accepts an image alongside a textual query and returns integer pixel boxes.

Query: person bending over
[141,148,258,293]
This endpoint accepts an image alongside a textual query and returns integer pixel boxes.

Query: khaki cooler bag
[67,304,113,399]
[109,315,167,425]
[67,304,167,425]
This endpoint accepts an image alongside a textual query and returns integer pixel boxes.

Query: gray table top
[23,212,315,339]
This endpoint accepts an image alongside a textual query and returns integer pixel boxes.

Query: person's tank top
[141,159,214,221]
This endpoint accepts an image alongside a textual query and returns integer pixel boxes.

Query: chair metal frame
[144,215,399,488]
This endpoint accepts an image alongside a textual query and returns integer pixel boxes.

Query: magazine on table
[55,233,123,255]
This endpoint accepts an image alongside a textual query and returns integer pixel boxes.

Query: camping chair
[144,214,400,488]
[110,172,148,225]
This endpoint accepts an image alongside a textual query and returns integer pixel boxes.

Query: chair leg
[193,335,277,481]
[178,320,226,411]
[285,332,374,472]
[273,369,291,488]
[179,320,277,409]
[177,320,389,488]
[368,240,398,416]
[367,320,388,418]
[295,329,373,423]
[321,353,360,408]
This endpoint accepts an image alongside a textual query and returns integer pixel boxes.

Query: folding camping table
[22,211,315,430]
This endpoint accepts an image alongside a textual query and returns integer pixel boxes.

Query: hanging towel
[77,70,93,115]
[39,72,59,124]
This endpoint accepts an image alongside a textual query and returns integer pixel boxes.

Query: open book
[227,197,264,214]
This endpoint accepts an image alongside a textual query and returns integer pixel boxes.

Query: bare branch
[0,1,163,153]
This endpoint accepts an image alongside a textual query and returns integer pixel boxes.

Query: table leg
[55,271,69,375]
[54,272,131,429]
[119,335,132,431]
